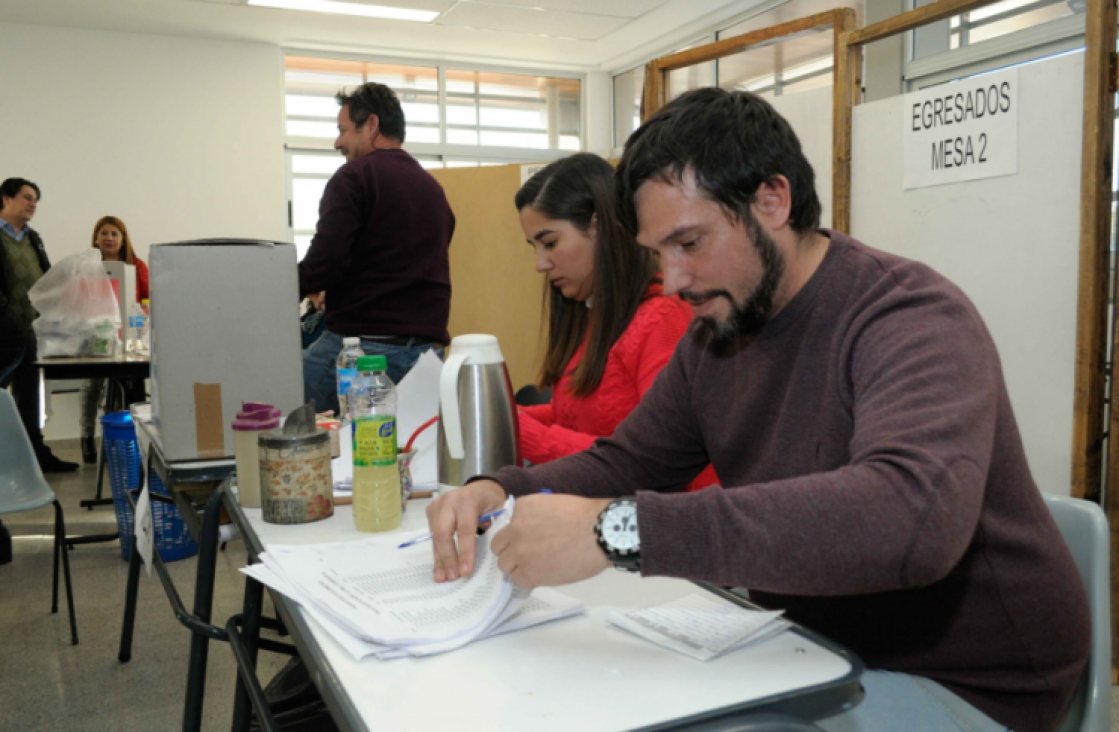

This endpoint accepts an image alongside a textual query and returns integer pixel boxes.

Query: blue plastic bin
[103,411,199,562]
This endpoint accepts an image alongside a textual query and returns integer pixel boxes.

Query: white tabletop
[231,498,859,732]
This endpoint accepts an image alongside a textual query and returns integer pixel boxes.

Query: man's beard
[682,219,785,342]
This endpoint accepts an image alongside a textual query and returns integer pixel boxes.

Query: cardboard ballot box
[103,261,136,346]
[149,240,303,461]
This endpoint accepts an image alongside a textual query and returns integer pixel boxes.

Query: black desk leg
[118,533,143,662]
[81,433,113,510]
[182,487,227,732]
[231,575,265,732]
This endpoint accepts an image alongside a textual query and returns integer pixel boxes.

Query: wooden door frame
[641,8,859,232]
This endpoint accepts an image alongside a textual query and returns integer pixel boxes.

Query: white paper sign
[134,484,154,576]
[520,163,548,186]
[903,67,1018,190]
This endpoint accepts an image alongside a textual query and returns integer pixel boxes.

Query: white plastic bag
[29,249,121,357]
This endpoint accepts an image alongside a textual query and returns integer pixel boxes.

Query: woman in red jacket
[515,153,717,492]
[80,216,149,463]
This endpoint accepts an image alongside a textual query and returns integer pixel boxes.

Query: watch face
[602,504,640,552]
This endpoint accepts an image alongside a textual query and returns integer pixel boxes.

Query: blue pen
[397,509,506,549]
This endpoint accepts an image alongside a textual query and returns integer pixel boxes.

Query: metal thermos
[437,334,520,494]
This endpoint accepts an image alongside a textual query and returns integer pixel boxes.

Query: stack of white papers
[241,498,586,661]
[609,593,790,662]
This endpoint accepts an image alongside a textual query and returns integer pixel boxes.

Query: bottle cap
[232,414,280,431]
[343,337,361,347]
[356,355,387,372]
[236,408,281,420]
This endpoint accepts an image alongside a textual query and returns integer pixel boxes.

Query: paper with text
[609,593,789,662]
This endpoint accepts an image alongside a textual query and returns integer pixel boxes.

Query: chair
[1044,494,1111,732]
[0,390,78,645]
[514,384,551,407]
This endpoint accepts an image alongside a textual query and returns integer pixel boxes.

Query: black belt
[362,336,441,347]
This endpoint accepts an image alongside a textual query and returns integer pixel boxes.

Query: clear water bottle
[350,355,401,533]
[128,301,148,354]
[335,337,364,423]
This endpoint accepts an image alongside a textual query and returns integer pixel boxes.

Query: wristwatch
[595,498,641,573]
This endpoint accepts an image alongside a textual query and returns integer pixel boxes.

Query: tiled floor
[0,440,287,731]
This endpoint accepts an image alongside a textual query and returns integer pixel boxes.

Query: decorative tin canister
[258,428,334,524]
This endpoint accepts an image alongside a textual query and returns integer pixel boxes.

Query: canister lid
[258,426,331,447]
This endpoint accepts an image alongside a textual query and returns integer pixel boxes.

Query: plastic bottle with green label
[350,354,401,532]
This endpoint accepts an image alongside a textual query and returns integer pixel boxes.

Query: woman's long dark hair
[515,153,660,397]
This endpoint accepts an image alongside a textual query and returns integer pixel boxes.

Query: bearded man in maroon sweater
[426,88,1089,732]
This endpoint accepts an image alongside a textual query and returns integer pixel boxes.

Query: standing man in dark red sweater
[299,82,455,416]
[426,89,1089,732]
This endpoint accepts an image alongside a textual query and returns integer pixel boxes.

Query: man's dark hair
[0,178,41,203]
[616,88,820,236]
[336,82,406,143]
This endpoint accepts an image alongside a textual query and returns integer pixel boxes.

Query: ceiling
[0,0,764,71]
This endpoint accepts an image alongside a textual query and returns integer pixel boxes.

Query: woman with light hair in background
[80,216,149,463]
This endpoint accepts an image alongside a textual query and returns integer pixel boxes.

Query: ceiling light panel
[435,2,629,40]
[473,0,670,19]
[247,0,442,22]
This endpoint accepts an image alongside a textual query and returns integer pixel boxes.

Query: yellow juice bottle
[352,462,401,533]
[350,355,401,533]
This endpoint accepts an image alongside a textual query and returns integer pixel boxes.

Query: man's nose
[661,260,691,297]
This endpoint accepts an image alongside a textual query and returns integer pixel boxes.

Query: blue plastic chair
[1044,494,1111,732]
[0,390,78,645]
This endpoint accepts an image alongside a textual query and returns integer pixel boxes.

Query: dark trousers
[0,334,43,450]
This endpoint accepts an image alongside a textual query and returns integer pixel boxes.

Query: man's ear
[753,176,793,230]
[364,114,381,144]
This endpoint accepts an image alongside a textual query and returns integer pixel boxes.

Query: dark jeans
[302,329,444,417]
[0,334,44,449]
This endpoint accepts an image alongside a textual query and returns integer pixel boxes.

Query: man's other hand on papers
[428,480,507,583]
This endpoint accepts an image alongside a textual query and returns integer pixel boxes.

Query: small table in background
[36,354,150,509]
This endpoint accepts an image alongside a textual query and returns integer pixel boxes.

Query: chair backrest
[0,390,56,515]
[1044,494,1111,732]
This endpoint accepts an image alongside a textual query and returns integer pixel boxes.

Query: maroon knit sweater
[495,231,1089,732]
[298,148,454,344]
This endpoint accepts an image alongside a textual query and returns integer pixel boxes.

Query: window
[913,0,1078,59]
[285,57,440,144]
[716,0,856,100]
[285,55,582,258]
[666,38,717,101]
[610,0,862,152]
[716,30,835,99]
[445,69,581,151]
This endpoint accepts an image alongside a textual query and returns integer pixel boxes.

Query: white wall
[0,23,288,439]
[770,86,833,229]
[583,71,613,158]
[0,23,288,262]
[851,52,1083,495]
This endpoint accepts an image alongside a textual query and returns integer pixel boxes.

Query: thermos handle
[440,354,468,460]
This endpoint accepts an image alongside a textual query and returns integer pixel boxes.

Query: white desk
[226,496,864,732]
